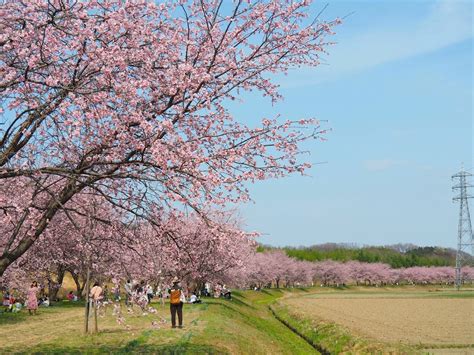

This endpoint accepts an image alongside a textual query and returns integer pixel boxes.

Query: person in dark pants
[169,276,183,328]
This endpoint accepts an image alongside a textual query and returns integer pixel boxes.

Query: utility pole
[452,165,473,290]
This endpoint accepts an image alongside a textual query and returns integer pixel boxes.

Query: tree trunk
[70,270,86,299]
[0,178,82,277]
[48,266,66,302]
[84,265,91,334]
[93,301,98,333]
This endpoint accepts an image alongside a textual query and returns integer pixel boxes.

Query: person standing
[157,284,166,307]
[113,284,121,302]
[124,279,133,306]
[89,282,103,302]
[102,285,109,302]
[27,281,39,315]
[89,282,103,333]
[133,281,148,313]
[169,277,184,328]
[146,284,154,303]
[205,282,211,297]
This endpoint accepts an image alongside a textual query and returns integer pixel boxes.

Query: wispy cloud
[279,0,473,88]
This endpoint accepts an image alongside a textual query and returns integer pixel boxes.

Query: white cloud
[279,0,473,88]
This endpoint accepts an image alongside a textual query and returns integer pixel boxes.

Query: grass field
[0,289,316,354]
[1,286,472,354]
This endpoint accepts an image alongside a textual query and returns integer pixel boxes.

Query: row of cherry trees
[3,1,468,298]
[227,251,474,288]
[3,225,473,296]
[1,195,259,297]
[313,260,474,286]
[0,0,340,277]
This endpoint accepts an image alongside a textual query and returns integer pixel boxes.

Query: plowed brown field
[282,296,474,345]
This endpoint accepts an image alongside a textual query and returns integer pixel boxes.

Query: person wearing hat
[169,276,184,328]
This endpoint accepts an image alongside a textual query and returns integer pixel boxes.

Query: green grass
[0,291,318,354]
[196,291,317,354]
[1,286,471,354]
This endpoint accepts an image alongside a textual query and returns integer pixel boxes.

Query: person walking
[27,281,39,315]
[169,277,184,328]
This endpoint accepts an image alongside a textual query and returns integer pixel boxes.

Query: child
[67,291,75,301]
[12,301,22,313]
[3,291,11,311]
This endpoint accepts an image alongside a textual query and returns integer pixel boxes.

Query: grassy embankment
[0,289,317,354]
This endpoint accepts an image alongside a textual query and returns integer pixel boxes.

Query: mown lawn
[0,290,317,354]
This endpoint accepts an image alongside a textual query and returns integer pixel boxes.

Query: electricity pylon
[452,165,473,290]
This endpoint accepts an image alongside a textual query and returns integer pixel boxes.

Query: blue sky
[230,0,473,249]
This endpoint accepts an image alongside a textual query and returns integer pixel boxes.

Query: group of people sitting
[1,283,51,315]
[2,291,23,313]
[66,291,79,302]
[211,283,232,299]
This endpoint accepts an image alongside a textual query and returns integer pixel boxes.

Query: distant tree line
[259,244,473,269]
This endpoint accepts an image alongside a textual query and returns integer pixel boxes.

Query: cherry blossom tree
[237,251,275,288]
[313,260,349,286]
[229,249,316,288]
[0,192,132,299]
[345,261,393,286]
[0,0,340,275]
[461,266,474,284]
[111,210,258,290]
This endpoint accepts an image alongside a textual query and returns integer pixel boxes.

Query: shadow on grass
[7,343,226,355]
[292,287,310,292]
[228,296,255,310]
[203,299,236,311]
[94,328,128,335]
[53,300,86,308]
[203,300,247,319]
[0,301,84,325]
[199,294,253,309]
[0,311,30,325]
[5,328,226,354]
